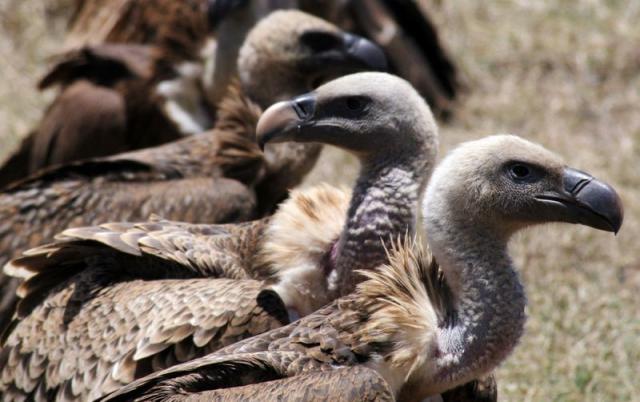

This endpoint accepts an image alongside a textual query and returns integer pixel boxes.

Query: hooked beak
[256,93,317,150]
[340,33,388,72]
[535,168,624,233]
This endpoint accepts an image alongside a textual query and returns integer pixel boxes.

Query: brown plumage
[98,135,623,402]
[66,0,459,114]
[0,43,190,188]
[65,0,213,55]
[0,43,185,187]
[0,11,388,333]
[96,239,442,402]
[0,72,438,401]
[0,0,240,187]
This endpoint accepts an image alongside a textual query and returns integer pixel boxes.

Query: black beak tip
[355,39,388,72]
[344,34,388,72]
[565,169,624,234]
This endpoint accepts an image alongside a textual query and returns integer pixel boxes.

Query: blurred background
[0,1,638,400]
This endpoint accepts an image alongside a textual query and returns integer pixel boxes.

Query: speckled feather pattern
[0,185,351,401]
[98,239,445,402]
[0,84,265,333]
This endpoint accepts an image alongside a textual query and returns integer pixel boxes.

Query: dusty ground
[0,1,638,401]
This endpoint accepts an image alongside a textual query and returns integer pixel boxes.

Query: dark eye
[345,96,365,111]
[510,164,530,179]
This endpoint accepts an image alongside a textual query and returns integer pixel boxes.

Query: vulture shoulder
[38,43,156,90]
[29,81,128,172]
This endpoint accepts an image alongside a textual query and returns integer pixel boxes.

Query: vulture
[1,0,457,186]
[0,0,250,187]
[0,72,440,401]
[66,0,459,113]
[0,11,387,333]
[97,135,624,402]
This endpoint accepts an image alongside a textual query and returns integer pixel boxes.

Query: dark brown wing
[0,277,288,401]
[29,81,128,171]
[146,367,394,402]
[0,43,159,182]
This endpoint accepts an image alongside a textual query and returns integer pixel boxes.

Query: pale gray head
[256,72,438,167]
[237,10,387,108]
[424,134,623,244]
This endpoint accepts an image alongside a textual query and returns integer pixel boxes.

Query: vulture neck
[334,154,427,297]
[424,208,526,392]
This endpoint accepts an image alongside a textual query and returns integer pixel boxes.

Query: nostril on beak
[291,94,316,120]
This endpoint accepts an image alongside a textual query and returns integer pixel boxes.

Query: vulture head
[256,72,437,168]
[238,10,387,108]
[424,135,623,241]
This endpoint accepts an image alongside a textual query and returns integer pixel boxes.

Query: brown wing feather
[1,276,288,402]
[99,299,371,402]
[99,351,304,402]
[5,216,268,324]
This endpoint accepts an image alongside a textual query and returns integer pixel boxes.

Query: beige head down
[238,10,387,108]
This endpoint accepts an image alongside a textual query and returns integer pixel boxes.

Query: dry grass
[0,1,638,401]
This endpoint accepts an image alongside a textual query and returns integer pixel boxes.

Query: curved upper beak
[256,93,317,150]
[535,168,624,234]
[341,33,388,72]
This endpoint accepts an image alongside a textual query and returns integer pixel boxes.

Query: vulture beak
[535,168,624,234]
[256,93,317,150]
[299,30,388,73]
[340,33,388,72]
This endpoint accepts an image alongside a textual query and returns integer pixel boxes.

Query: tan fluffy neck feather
[259,185,351,315]
[211,81,265,185]
[354,239,451,392]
